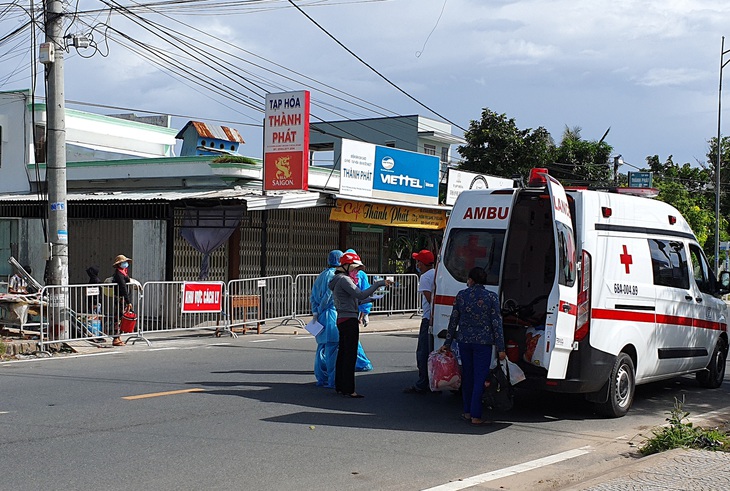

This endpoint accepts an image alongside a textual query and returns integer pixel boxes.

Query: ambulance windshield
[442,228,505,285]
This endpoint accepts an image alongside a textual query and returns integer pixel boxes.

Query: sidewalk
[562,448,730,490]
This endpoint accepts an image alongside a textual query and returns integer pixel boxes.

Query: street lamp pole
[715,36,730,275]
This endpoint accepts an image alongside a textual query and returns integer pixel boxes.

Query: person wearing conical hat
[111,254,133,346]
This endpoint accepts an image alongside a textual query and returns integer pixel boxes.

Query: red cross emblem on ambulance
[620,245,632,274]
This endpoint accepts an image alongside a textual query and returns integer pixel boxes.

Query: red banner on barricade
[181,282,223,313]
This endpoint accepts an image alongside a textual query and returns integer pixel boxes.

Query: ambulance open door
[544,174,578,380]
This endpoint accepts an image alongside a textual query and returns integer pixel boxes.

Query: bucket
[119,311,137,333]
[506,340,520,363]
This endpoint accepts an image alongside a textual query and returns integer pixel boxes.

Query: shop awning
[0,188,332,211]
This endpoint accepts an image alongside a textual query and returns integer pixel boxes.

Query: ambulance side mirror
[718,271,730,294]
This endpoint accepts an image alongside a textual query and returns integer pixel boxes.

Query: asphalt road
[1,330,728,491]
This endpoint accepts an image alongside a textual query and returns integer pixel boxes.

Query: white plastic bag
[490,346,526,385]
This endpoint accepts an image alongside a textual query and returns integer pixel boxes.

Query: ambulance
[433,168,730,417]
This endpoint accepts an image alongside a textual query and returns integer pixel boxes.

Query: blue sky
[3,0,730,174]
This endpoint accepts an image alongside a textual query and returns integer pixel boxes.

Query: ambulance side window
[556,222,576,287]
[688,244,715,294]
[648,239,689,289]
[442,228,505,285]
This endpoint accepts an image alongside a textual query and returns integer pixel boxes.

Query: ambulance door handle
[561,303,570,313]
[685,295,693,301]
[695,297,703,303]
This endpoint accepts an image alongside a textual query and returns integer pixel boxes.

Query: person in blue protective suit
[311,250,343,388]
[345,249,374,372]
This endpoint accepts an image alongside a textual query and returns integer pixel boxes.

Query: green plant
[211,155,258,165]
[639,397,730,455]
[0,339,7,358]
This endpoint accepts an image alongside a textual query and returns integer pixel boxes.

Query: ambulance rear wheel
[597,353,635,418]
[696,339,727,389]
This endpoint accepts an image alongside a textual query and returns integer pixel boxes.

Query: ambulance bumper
[543,346,615,393]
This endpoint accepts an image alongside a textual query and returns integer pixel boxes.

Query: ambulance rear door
[544,174,578,379]
[433,189,516,343]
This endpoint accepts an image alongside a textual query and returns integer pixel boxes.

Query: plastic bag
[428,350,461,392]
[489,346,526,385]
[524,327,547,367]
[483,359,514,411]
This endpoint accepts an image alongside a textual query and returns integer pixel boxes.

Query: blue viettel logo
[381,156,395,170]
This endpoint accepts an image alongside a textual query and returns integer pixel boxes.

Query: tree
[643,155,722,251]
[551,126,613,185]
[457,108,555,179]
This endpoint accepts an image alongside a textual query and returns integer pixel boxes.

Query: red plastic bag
[428,350,461,392]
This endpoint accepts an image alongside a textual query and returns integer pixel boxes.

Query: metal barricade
[140,281,227,338]
[227,275,302,334]
[39,282,143,349]
[293,272,421,319]
[293,274,318,317]
[366,273,420,315]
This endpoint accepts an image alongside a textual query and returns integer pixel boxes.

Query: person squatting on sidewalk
[311,250,343,388]
[439,266,506,426]
[404,249,436,394]
[345,248,374,372]
[329,252,391,398]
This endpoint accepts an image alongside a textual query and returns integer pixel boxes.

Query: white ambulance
[433,168,730,417]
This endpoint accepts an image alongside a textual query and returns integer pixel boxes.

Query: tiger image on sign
[275,156,292,180]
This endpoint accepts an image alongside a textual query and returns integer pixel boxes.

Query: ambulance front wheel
[597,352,635,418]
[696,338,727,389]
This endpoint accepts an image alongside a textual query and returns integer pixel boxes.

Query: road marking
[122,388,205,400]
[421,446,592,491]
[0,411,8,414]
[250,339,276,343]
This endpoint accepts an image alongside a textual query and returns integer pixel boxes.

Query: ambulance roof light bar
[528,168,549,187]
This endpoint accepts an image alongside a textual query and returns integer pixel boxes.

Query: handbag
[483,358,514,411]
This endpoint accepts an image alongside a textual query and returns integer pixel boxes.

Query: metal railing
[140,281,226,339]
[228,275,302,334]
[38,282,142,348]
[293,273,421,317]
[31,273,420,349]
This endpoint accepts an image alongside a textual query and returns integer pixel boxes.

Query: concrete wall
[0,91,33,193]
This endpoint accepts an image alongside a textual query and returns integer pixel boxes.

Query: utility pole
[613,155,622,187]
[43,0,69,289]
[42,0,69,339]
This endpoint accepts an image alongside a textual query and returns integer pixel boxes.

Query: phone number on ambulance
[614,283,638,295]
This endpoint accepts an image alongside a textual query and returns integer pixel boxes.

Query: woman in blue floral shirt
[439,267,506,425]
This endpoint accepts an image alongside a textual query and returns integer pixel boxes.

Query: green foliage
[639,397,730,455]
[457,108,555,179]
[457,111,614,184]
[552,126,613,184]
[643,155,727,256]
[211,155,258,165]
